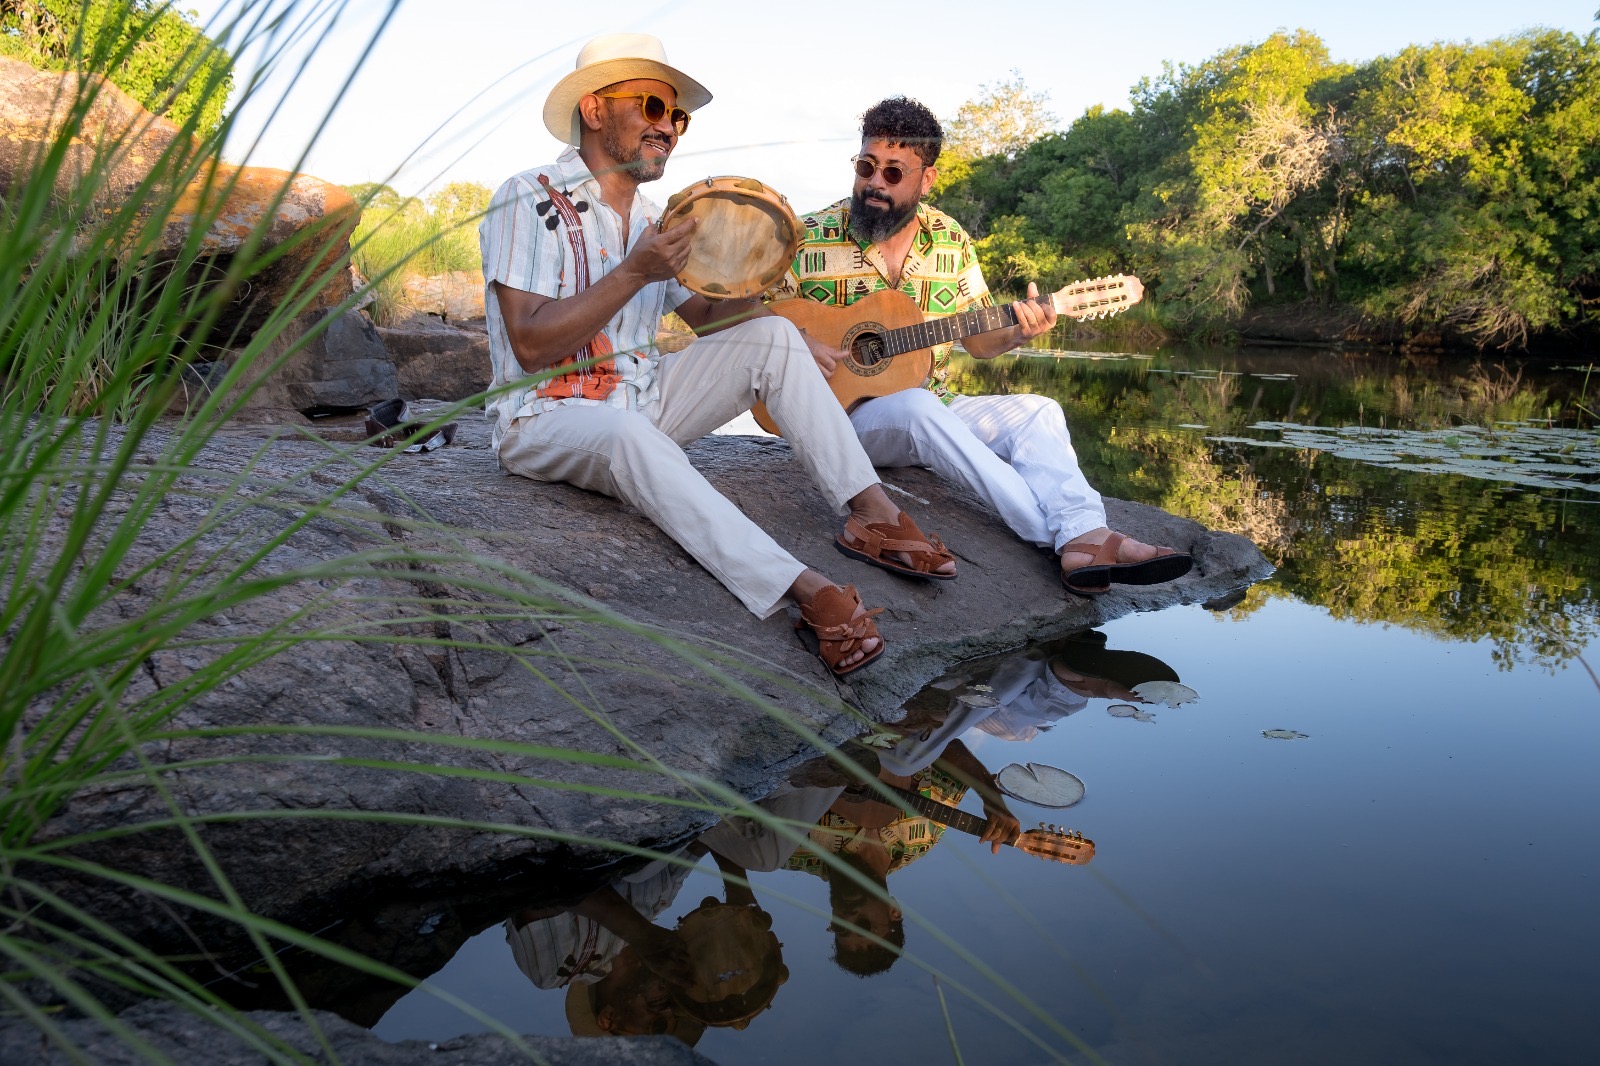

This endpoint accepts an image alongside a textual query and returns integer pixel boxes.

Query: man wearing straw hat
[481,35,957,678]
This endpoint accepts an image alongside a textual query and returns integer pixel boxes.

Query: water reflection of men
[505,848,700,1040]
[504,783,840,1039]
[787,732,1021,976]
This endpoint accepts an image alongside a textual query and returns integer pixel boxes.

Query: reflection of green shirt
[774,199,992,402]
[785,765,968,879]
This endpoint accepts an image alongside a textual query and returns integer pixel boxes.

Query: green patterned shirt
[774,198,992,401]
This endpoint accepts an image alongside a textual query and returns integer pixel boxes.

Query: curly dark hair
[860,96,942,167]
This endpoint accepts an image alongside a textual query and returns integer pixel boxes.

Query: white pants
[849,388,1105,553]
[498,317,879,618]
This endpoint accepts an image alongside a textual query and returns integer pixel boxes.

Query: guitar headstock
[1013,823,1096,866]
[1049,274,1143,321]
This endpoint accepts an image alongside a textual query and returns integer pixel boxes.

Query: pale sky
[197,0,1599,214]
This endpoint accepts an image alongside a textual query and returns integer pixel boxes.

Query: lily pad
[1261,729,1309,740]
[995,762,1086,808]
[1108,704,1157,722]
[1131,680,1200,707]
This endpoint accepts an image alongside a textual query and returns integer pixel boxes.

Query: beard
[848,187,917,243]
[602,126,671,183]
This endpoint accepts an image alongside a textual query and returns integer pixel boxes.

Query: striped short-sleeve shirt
[772,199,992,401]
[479,147,692,446]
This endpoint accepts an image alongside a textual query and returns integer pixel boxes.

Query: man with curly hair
[775,97,1191,595]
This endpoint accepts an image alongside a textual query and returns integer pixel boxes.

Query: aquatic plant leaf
[995,762,1086,808]
[1107,704,1156,722]
[1262,729,1309,740]
[1131,681,1199,707]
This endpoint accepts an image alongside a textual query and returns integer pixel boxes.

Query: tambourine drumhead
[659,176,800,300]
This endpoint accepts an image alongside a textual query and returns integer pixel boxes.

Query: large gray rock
[233,308,399,411]
[401,269,486,322]
[21,413,1271,968]
[377,313,491,401]
[0,1000,714,1066]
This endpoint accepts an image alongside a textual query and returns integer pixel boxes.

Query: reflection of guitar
[887,785,1095,866]
[751,275,1142,435]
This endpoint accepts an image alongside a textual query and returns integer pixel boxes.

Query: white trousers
[849,388,1105,553]
[497,317,879,618]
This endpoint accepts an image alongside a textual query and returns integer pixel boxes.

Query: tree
[0,1,233,137]
[1126,30,1345,319]
[944,71,1058,161]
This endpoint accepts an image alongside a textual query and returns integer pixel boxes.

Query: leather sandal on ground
[796,584,885,678]
[834,512,957,581]
[1059,531,1193,598]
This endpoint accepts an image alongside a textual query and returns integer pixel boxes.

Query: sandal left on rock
[834,512,957,581]
[1060,531,1192,598]
[796,584,885,678]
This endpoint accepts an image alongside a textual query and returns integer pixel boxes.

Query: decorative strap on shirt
[533,173,621,402]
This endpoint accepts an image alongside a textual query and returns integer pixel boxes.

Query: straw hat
[543,33,712,146]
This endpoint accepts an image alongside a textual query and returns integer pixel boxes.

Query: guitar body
[747,274,1141,436]
[751,290,934,435]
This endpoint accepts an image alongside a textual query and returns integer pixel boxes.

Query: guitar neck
[880,303,1020,357]
[886,784,996,841]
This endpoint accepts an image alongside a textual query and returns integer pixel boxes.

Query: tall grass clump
[0,5,1110,1061]
[348,180,489,325]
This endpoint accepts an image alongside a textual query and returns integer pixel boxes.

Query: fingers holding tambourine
[627,215,698,283]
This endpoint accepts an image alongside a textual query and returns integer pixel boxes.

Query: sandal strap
[798,586,884,667]
[843,515,954,568]
[1064,531,1125,567]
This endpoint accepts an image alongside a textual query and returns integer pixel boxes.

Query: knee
[1017,393,1068,429]
[746,315,807,355]
[888,387,955,422]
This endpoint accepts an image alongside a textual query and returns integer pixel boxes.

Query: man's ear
[919,165,938,198]
[579,94,605,134]
[594,1005,618,1033]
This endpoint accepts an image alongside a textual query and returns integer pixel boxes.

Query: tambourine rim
[659,175,800,300]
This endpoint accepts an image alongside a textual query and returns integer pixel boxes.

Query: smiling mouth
[643,138,671,155]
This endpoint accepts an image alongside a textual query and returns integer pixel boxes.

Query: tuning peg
[535,200,553,215]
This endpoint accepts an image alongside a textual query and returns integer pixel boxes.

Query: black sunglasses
[597,92,690,135]
[851,155,925,186]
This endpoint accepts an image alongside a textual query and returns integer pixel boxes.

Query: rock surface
[26,412,1270,954]
[402,269,486,322]
[0,1001,713,1066]
[0,56,354,344]
[377,313,491,401]
[233,307,399,411]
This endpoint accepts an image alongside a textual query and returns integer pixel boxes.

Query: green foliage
[943,70,1057,161]
[348,179,490,325]
[946,349,1600,667]
[0,0,234,137]
[933,27,1600,349]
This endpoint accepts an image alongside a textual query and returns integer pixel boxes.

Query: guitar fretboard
[882,304,1020,357]
[887,784,992,838]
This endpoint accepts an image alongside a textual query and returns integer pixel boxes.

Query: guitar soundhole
[844,323,889,377]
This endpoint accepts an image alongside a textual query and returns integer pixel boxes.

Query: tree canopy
[1,1,234,137]
[935,28,1600,349]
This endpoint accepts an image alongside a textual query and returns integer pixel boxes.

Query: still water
[372,344,1600,1064]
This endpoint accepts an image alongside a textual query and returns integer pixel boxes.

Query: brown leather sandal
[1060,531,1192,598]
[834,512,957,580]
[796,584,885,678]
